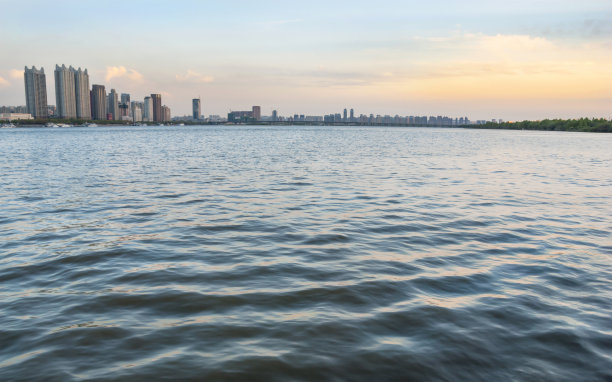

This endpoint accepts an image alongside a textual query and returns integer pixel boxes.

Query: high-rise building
[54,64,77,119]
[131,101,143,122]
[151,94,162,122]
[162,105,171,122]
[107,89,119,120]
[343,108,348,122]
[350,108,354,122]
[143,96,152,122]
[272,109,278,122]
[192,98,201,120]
[252,106,261,121]
[120,93,131,118]
[74,68,91,120]
[90,84,107,120]
[24,66,48,118]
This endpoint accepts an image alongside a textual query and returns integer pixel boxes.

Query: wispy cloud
[9,69,22,79]
[303,32,612,101]
[175,70,214,83]
[535,18,612,39]
[296,68,389,87]
[395,33,612,100]
[582,18,612,38]
[105,66,143,82]
[0,76,9,87]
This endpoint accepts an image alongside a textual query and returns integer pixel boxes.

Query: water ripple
[0,126,611,381]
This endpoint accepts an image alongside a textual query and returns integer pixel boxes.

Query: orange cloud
[105,66,143,82]
[9,69,22,79]
[175,70,214,83]
[375,33,612,101]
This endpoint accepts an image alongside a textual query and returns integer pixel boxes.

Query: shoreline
[3,118,611,133]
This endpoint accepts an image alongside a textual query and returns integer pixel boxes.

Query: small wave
[301,234,351,245]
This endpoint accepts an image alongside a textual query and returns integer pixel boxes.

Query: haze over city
[1,0,611,120]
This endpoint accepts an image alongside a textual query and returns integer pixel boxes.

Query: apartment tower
[143,96,152,122]
[74,68,91,119]
[90,85,107,120]
[24,66,48,118]
[107,89,119,120]
[151,94,162,122]
[54,64,77,119]
[192,98,201,120]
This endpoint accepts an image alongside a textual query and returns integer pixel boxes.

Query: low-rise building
[0,113,33,121]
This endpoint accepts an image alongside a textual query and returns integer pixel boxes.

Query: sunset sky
[1,0,611,120]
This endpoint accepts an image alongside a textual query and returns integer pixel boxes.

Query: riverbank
[467,118,612,133]
[5,117,612,132]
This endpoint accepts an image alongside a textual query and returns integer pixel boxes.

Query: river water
[1,125,611,381]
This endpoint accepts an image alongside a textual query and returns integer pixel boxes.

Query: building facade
[120,93,131,119]
[24,66,48,118]
[90,84,107,120]
[151,94,162,122]
[162,105,171,122]
[54,65,77,119]
[228,110,254,123]
[192,98,201,120]
[252,106,261,121]
[74,68,91,120]
[107,89,119,120]
[143,96,152,122]
[131,101,143,122]
[0,105,27,114]
[0,113,33,121]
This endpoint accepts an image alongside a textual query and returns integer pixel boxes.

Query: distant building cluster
[319,108,470,126]
[0,64,502,125]
[220,108,472,127]
[19,65,172,122]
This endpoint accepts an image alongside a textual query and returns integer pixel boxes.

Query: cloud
[536,18,612,39]
[473,34,556,59]
[336,32,612,101]
[581,18,612,38]
[175,70,214,83]
[9,69,22,79]
[400,33,609,77]
[0,76,9,87]
[105,66,143,82]
[298,68,387,87]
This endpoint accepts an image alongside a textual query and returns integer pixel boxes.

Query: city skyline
[1,1,611,120]
[14,63,477,124]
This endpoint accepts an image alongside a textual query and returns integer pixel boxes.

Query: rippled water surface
[1,125,611,381]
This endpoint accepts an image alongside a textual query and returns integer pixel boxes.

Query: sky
[1,0,611,120]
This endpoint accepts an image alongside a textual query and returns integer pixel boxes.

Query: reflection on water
[1,126,611,381]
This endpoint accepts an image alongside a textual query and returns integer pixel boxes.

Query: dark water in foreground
[1,125,611,381]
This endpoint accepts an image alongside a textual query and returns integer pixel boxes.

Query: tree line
[469,118,612,133]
